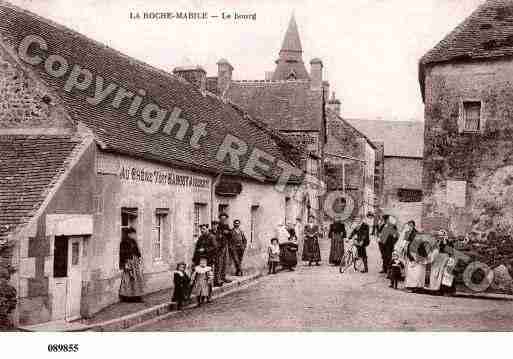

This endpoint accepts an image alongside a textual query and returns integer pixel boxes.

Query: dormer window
[287,71,297,80]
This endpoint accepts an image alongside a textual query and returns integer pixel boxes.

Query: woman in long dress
[328,219,346,265]
[427,230,456,295]
[403,221,428,292]
[119,227,144,302]
[302,215,321,266]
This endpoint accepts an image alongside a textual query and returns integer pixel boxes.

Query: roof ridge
[0,0,199,91]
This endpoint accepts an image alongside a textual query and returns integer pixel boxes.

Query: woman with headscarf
[328,218,346,266]
[302,215,321,266]
[119,227,144,302]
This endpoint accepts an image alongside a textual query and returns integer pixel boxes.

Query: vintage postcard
[0,0,512,350]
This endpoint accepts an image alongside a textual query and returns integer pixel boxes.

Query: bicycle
[339,239,365,273]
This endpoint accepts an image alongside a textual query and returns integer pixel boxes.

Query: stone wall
[423,58,513,238]
[382,157,423,228]
[0,42,71,131]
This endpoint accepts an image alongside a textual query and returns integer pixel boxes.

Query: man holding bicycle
[349,212,373,273]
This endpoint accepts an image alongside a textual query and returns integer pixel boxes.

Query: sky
[9,0,486,121]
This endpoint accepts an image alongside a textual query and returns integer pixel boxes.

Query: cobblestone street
[137,240,513,331]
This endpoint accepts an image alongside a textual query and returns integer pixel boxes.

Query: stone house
[0,2,308,326]
[347,119,424,228]
[419,0,513,238]
[324,98,377,219]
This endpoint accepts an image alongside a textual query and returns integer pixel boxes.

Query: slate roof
[0,135,81,240]
[345,119,424,158]
[0,2,300,182]
[225,80,323,131]
[419,0,513,99]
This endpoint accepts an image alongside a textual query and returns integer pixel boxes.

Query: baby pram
[279,241,298,271]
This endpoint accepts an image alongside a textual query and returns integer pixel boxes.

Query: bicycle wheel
[340,251,353,273]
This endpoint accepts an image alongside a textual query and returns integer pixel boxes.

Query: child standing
[389,252,404,289]
[191,257,214,307]
[172,262,190,310]
[268,238,280,274]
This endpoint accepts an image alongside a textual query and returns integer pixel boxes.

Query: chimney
[310,58,323,90]
[322,80,330,102]
[265,71,274,81]
[173,65,207,93]
[327,92,341,115]
[216,58,233,96]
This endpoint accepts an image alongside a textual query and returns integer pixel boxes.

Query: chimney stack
[327,92,341,115]
[173,65,207,93]
[216,58,233,96]
[322,81,330,102]
[310,58,323,90]
[265,71,274,81]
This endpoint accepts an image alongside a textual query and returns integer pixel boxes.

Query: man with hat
[192,224,218,267]
[214,213,232,285]
[230,219,247,276]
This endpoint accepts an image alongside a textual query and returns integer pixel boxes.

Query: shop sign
[119,165,209,189]
[215,180,242,197]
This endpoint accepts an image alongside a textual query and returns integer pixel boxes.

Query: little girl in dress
[191,257,214,306]
[268,238,280,274]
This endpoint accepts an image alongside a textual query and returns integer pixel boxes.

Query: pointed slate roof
[419,0,513,100]
[272,15,310,81]
[280,14,302,53]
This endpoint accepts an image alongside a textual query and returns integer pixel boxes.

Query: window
[250,205,259,244]
[193,203,207,239]
[218,203,229,217]
[285,197,292,226]
[463,101,481,132]
[121,207,138,230]
[154,208,169,261]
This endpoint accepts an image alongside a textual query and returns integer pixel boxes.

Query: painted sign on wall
[119,165,210,189]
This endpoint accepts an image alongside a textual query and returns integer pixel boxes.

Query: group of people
[172,212,249,308]
[118,212,248,308]
[374,215,456,295]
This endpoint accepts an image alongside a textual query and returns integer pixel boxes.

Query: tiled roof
[345,119,424,158]
[225,80,323,131]
[419,0,513,99]
[0,3,300,182]
[325,110,376,159]
[0,135,80,239]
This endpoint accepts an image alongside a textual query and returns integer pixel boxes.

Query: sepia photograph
[0,0,513,352]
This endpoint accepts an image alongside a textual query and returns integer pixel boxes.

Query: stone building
[0,3,307,326]
[347,119,424,227]
[419,0,513,238]
[206,15,327,222]
[324,98,377,218]
[207,15,377,221]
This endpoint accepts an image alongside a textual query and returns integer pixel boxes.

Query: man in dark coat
[349,213,373,273]
[193,224,218,267]
[230,219,247,276]
[215,213,232,285]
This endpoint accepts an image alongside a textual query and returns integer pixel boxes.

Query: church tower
[271,14,310,81]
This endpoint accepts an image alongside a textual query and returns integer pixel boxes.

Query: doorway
[52,236,83,322]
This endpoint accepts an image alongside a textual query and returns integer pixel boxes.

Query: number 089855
[47,344,79,352]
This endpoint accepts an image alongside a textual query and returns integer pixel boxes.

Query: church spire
[271,14,310,81]
[280,13,302,53]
